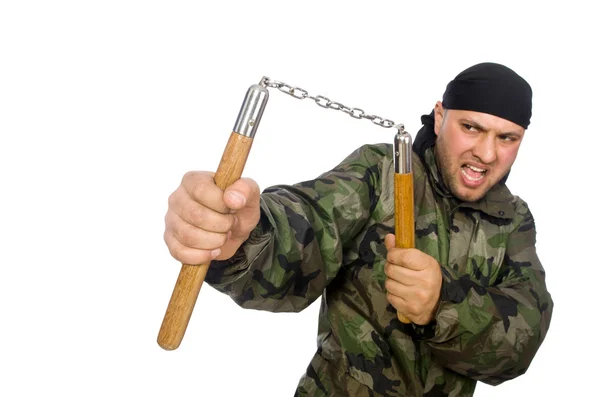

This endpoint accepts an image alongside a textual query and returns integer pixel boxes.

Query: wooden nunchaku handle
[394,173,414,324]
[393,129,415,325]
[157,81,268,351]
[157,132,254,350]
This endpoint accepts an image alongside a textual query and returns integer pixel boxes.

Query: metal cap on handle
[394,128,412,174]
[233,81,269,138]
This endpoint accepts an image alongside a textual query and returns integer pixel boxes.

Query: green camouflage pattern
[205,143,553,396]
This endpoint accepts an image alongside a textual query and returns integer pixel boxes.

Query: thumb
[223,177,260,211]
[384,233,396,251]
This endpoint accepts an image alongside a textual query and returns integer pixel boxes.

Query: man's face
[433,102,525,202]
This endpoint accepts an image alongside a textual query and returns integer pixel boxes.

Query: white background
[1,1,597,396]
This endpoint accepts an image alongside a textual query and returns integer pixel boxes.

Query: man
[163,62,553,396]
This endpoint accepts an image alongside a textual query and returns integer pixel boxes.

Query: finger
[166,212,229,250]
[223,177,260,211]
[388,248,427,271]
[384,262,418,286]
[170,192,236,233]
[386,280,428,310]
[164,230,221,265]
[399,248,430,271]
[385,276,415,297]
[181,171,230,214]
[386,292,409,314]
[384,233,395,251]
[386,244,408,266]
[387,290,422,320]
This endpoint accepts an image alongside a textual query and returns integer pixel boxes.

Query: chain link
[261,77,404,132]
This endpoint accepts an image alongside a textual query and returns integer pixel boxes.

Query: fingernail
[227,191,246,207]
[211,248,221,259]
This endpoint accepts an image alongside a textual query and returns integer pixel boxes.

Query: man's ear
[434,101,444,136]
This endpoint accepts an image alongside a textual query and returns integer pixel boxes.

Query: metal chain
[261,77,405,133]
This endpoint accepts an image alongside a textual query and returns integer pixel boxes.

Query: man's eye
[463,124,477,132]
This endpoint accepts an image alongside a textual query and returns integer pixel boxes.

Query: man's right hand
[164,171,261,265]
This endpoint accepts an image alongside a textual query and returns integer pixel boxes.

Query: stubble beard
[434,142,490,203]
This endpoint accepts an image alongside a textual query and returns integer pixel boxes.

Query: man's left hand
[384,233,443,325]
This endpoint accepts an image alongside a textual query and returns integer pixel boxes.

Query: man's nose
[472,134,497,164]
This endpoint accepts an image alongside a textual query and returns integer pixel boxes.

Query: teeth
[461,167,485,181]
[466,164,485,172]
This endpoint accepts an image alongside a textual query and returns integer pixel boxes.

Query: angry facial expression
[433,102,525,202]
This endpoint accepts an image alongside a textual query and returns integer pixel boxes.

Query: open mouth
[461,164,487,182]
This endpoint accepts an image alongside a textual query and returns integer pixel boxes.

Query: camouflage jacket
[206,143,553,396]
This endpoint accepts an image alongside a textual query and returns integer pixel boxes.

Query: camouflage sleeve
[414,200,554,386]
[205,144,387,313]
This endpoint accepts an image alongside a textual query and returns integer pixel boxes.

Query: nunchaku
[393,132,414,324]
[157,77,414,351]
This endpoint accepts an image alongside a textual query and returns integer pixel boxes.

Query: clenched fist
[384,234,443,325]
[163,171,261,265]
